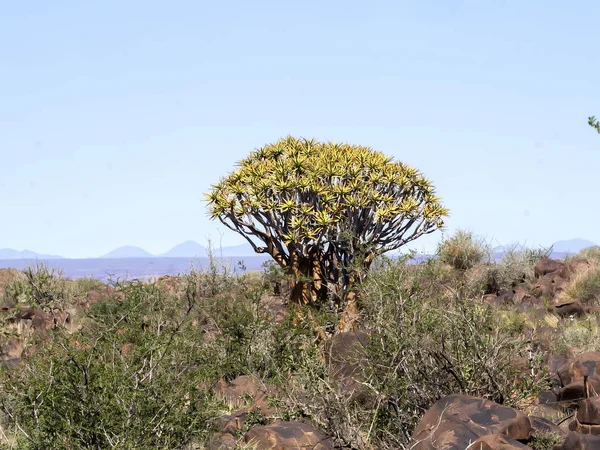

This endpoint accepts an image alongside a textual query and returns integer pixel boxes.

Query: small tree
[590,116,600,134]
[206,136,448,306]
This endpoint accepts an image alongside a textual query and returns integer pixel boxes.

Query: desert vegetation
[2,138,600,449]
[3,229,597,449]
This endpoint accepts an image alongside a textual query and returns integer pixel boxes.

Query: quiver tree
[590,116,600,134]
[206,136,448,307]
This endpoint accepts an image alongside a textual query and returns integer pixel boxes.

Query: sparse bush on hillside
[437,230,490,271]
[72,276,106,295]
[3,263,71,310]
[465,244,552,295]
[576,245,600,263]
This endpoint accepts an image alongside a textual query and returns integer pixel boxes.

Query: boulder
[243,421,334,449]
[468,434,531,449]
[567,397,600,435]
[553,431,600,450]
[513,287,534,305]
[411,395,531,450]
[532,272,568,299]
[496,289,516,306]
[535,259,566,278]
[529,416,568,437]
[324,330,371,400]
[561,259,592,281]
[577,396,600,425]
[205,432,238,450]
[554,380,600,403]
[557,353,600,386]
[554,299,586,318]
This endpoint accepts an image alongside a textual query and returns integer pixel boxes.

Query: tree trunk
[288,254,327,306]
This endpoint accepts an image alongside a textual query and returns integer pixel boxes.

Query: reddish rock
[554,431,600,449]
[31,310,49,330]
[411,395,531,450]
[496,289,516,306]
[205,432,238,450]
[243,421,334,449]
[469,434,531,449]
[529,416,568,437]
[535,259,566,278]
[532,272,568,299]
[483,293,499,305]
[557,353,600,386]
[325,330,369,379]
[568,397,600,435]
[218,410,250,435]
[156,275,181,293]
[120,344,132,355]
[324,330,371,400]
[555,299,586,318]
[546,353,571,378]
[561,259,592,281]
[513,287,533,304]
[578,396,600,425]
[554,380,600,403]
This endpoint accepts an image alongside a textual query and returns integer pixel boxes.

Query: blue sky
[1,1,599,258]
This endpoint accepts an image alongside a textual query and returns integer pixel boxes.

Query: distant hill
[0,248,63,260]
[216,243,259,257]
[99,246,153,259]
[99,241,261,259]
[550,238,597,254]
[160,241,207,258]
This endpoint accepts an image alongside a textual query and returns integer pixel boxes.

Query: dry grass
[558,264,600,305]
[551,314,600,356]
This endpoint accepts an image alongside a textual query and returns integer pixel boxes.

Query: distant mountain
[100,246,153,259]
[0,248,64,260]
[160,241,207,258]
[217,243,259,257]
[550,238,597,254]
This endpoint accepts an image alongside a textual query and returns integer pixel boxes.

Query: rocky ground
[3,250,600,449]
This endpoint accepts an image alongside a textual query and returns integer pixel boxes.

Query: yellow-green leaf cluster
[206,136,448,244]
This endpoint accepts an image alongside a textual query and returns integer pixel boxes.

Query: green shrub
[529,431,564,450]
[3,263,71,310]
[284,256,550,449]
[437,230,490,271]
[0,279,227,449]
[72,277,106,295]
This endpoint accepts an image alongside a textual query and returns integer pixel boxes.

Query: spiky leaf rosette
[206,136,448,272]
[590,116,600,134]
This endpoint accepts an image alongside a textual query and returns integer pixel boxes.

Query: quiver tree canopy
[590,116,600,134]
[206,136,448,305]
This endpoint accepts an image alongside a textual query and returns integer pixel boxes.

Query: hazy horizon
[2,1,599,258]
